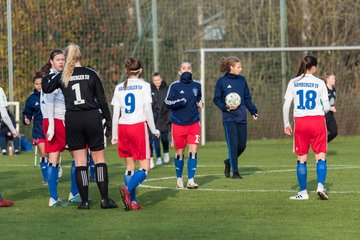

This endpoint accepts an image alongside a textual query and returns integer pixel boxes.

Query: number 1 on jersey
[72,83,85,105]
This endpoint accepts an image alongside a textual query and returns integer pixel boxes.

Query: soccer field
[1,136,359,240]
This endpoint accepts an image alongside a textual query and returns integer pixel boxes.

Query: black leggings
[326,113,338,143]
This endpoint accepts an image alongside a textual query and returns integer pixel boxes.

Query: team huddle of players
[0,43,333,208]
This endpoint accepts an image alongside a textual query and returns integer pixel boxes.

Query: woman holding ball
[213,56,258,179]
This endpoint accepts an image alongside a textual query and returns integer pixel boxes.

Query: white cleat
[68,192,82,203]
[289,192,309,200]
[186,181,199,189]
[155,157,163,166]
[150,158,155,169]
[163,152,170,164]
[176,178,184,189]
[48,198,63,207]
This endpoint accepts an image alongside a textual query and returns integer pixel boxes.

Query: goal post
[198,46,360,145]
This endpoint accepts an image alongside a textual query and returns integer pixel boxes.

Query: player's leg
[172,124,186,188]
[312,116,329,200]
[161,131,170,163]
[72,149,90,209]
[87,149,96,182]
[223,121,239,178]
[47,151,61,207]
[37,141,48,185]
[234,123,247,179]
[186,122,201,188]
[326,115,338,143]
[0,132,8,155]
[154,136,162,165]
[290,117,310,200]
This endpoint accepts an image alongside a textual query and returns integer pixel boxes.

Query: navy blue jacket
[213,73,257,123]
[165,72,201,125]
[22,89,44,139]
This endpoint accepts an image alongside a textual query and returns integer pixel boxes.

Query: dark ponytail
[40,49,64,75]
[296,56,318,77]
[124,57,142,90]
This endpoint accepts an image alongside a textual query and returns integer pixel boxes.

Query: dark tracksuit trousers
[326,112,338,143]
[223,121,247,173]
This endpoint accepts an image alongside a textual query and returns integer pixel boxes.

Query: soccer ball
[225,92,241,109]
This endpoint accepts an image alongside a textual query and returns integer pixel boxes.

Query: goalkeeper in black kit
[42,43,117,210]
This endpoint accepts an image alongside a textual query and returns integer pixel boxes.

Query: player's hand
[104,121,112,138]
[252,114,259,120]
[12,131,19,138]
[330,106,336,113]
[284,126,292,136]
[153,129,160,138]
[111,138,118,145]
[226,105,237,111]
[24,116,30,125]
[197,100,204,109]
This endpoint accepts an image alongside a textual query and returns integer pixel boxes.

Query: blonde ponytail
[62,43,81,87]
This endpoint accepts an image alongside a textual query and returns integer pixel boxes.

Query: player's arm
[213,80,228,111]
[144,84,160,137]
[320,83,330,114]
[42,72,61,93]
[93,74,112,137]
[283,82,294,136]
[243,81,258,118]
[45,93,55,141]
[22,97,33,125]
[111,104,120,144]
[0,107,17,136]
[164,84,187,110]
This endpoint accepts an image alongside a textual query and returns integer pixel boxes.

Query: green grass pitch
[1,136,359,240]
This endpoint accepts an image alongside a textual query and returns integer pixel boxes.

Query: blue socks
[70,160,78,196]
[297,161,307,191]
[127,169,147,192]
[47,164,59,200]
[174,154,184,178]
[187,153,197,180]
[40,157,48,182]
[316,159,327,185]
[124,170,136,202]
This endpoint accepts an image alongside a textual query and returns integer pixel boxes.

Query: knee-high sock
[75,166,89,203]
[47,163,59,200]
[187,153,198,180]
[40,157,48,182]
[95,163,109,200]
[124,170,136,202]
[70,160,78,196]
[316,159,327,185]
[174,154,184,178]
[297,161,307,191]
[127,169,147,192]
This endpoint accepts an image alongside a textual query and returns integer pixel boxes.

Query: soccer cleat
[2,150,7,156]
[101,198,118,209]
[317,190,329,200]
[224,160,230,178]
[48,198,63,207]
[289,192,309,200]
[186,182,199,189]
[156,157,162,166]
[14,149,20,155]
[232,172,243,179]
[0,198,14,207]
[119,186,131,211]
[42,180,48,186]
[130,201,142,210]
[68,193,82,203]
[176,178,184,189]
[150,158,155,169]
[163,152,170,163]
[78,201,90,210]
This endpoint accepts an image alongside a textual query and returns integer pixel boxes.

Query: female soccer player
[213,56,258,179]
[42,43,117,210]
[23,72,48,185]
[41,49,81,207]
[150,72,171,166]
[0,86,18,207]
[165,62,203,189]
[283,55,330,200]
[324,72,338,143]
[112,57,160,211]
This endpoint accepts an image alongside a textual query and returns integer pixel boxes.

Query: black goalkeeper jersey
[42,66,111,122]
[327,86,336,106]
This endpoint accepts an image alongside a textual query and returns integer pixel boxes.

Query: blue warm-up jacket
[22,89,44,139]
[213,73,258,123]
[165,72,202,126]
